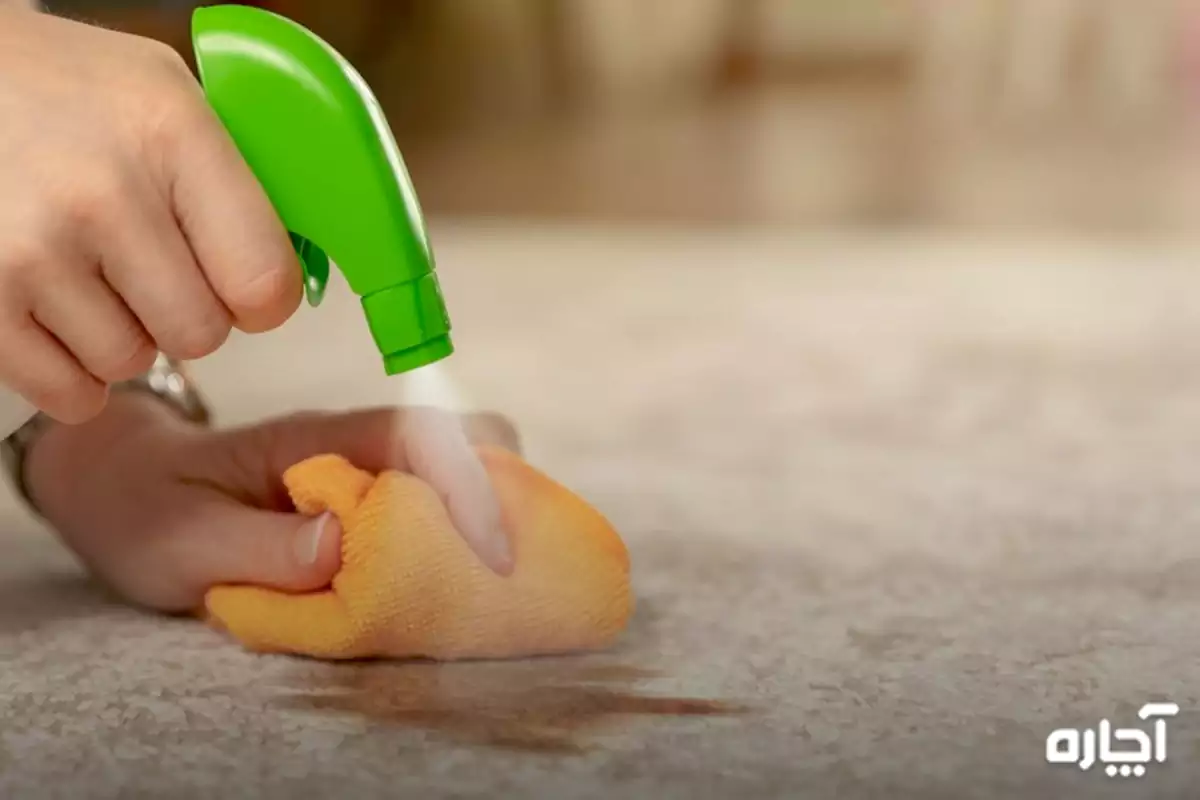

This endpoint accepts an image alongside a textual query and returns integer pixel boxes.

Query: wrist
[13,356,212,517]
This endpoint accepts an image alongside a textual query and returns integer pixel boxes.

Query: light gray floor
[2,224,1200,798]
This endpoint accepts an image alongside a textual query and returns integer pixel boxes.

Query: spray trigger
[290,232,329,307]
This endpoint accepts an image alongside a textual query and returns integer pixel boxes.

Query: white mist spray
[392,362,513,573]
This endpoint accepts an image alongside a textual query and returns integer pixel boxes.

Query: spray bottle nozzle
[192,5,454,376]
[363,275,454,375]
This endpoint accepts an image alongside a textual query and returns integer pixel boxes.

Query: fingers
[0,312,108,423]
[90,166,235,361]
[265,407,522,475]
[207,407,409,512]
[186,501,343,595]
[0,146,235,414]
[260,407,412,478]
[154,83,303,334]
[29,267,156,382]
[229,407,520,504]
[461,411,523,454]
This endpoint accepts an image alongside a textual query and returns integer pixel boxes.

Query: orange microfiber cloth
[204,446,633,661]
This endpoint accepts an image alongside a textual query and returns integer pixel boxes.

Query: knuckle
[92,337,157,382]
[59,166,128,229]
[0,238,50,290]
[164,313,231,360]
[2,237,43,271]
[225,263,302,329]
[135,55,206,153]
[142,38,191,77]
[35,372,106,424]
[30,253,78,288]
[1,213,63,286]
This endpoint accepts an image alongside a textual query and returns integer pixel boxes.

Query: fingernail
[295,512,331,567]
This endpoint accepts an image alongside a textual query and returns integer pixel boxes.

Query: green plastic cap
[362,273,454,375]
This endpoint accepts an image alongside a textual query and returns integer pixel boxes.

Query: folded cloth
[204,446,633,661]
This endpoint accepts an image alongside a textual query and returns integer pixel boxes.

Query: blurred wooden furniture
[721,0,911,87]
[913,0,1186,129]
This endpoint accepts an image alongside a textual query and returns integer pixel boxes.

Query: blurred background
[46,0,1200,233]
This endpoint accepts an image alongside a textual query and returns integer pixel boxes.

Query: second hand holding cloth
[206,445,634,661]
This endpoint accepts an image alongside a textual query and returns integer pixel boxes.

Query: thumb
[193,501,343,594]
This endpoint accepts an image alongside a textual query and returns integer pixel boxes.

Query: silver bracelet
[0,354,212,515]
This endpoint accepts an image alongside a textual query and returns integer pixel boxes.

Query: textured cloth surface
[206,448,632,660]
[3,225,1200,798]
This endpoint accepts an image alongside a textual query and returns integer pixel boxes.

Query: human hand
[23,392,521,612]
[0,8,300,424]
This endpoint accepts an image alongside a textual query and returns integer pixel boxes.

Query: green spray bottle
[191,4,452,376]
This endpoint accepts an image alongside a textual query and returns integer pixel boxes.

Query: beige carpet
[3,223,1200,798]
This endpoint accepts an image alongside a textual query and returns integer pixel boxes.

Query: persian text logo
[1045,703,1180,778]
